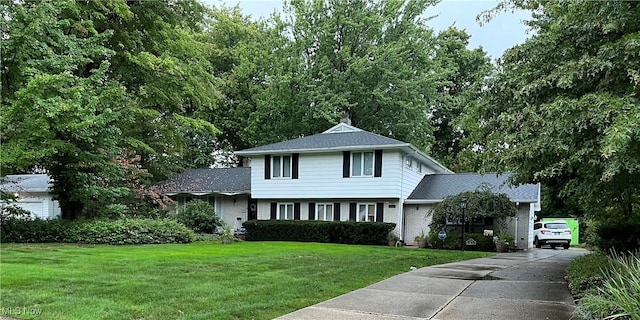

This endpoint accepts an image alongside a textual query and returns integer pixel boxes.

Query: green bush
[591,223,640,253]
[68,218,195,244]
[174,200,222,234]
[243,220,396,245]
[566,252,609,299]
[428,232,496,252]
[574,252,640,320]
[1,217,195,244]
[0,218,69,243]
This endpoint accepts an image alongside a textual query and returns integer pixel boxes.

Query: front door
[248,199,258,220]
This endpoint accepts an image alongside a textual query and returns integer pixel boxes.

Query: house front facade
[160,120,541,249]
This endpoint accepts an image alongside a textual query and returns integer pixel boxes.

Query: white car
[533,220,572,249]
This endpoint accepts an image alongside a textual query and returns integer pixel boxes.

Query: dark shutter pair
[348,202,384,222]
[265,154,299,179]
[342,150,383,177]
[308,202,341,221]
[270,202,301,220]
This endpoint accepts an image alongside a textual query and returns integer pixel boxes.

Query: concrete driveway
[277,248,588,320]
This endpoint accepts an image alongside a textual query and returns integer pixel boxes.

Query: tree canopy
[464,0,640,242]
[429,190,516,232]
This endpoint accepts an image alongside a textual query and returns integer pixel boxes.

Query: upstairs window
[272,155,292,178]
[352,152,374,176]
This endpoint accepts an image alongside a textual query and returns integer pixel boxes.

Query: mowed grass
[0,242,491,320]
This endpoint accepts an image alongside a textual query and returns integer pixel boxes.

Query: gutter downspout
[514,202,520,249]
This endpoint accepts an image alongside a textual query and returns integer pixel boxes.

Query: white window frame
[357,203,376,222]
[351,151,374,177]
[317,203,334,221]
[272,155,292,179]
[406,157,413,169]
[277,203,294,220]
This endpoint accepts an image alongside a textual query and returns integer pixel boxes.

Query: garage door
[17,202,45,219]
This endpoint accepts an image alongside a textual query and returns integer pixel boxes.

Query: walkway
[277,248,587,320]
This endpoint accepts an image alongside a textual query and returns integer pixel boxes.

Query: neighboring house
[0,174,61,219]
[155,168,253,227]
[405,173,540,250]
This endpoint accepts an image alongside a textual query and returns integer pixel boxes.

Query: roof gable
[155,168,251,195]
[408,173,539,203]
[235,127,408,155]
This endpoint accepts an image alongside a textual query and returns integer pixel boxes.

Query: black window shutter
[308,202,316,220]
[349,203,357,221]
[294,203,301,220]
[374,150,383,177]
[376,202,384,222]
[270,202,277,219]
[343,151,350,178]
[292,153,299,179]
[333,203,340,221]
[264,155,271,179]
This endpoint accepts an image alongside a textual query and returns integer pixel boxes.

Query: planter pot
[495,240,508,252]
[416,239,427,248]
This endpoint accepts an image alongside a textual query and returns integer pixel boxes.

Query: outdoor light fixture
[460,198,467,252]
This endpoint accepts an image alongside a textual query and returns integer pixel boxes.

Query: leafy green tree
[248,0,445,151]
[465,0,640,246]
[429,191,516,233]
[430,27,492,170]
[1,0,131,219]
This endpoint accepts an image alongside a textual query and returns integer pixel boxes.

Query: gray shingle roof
[408,173,539,202]
[236,129,407,154]
[155,168,251,194]
[0,174,51,193]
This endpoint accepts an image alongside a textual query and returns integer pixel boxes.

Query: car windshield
[545,223,568,229]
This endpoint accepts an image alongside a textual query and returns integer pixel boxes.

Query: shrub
[243,220,396,245]
[575,252,640,320]
[428,232,496,252]
[174,200,222,234]
[1,217,69,243]
[591,222,640,253]
[1,217,195,244]
[68,218,195,245]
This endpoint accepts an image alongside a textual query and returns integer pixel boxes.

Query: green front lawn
[1,242,490,319]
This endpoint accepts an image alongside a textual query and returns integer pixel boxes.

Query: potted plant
[414,229,428,248]
[387,232,400,247]
[494,230,513,252]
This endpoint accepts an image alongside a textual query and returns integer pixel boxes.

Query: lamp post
[460,198,467,252]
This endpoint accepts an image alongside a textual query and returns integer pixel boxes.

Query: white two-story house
[161,120,541,249]
[235,121,452,238]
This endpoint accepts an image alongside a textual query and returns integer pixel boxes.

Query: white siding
[404,204,435,245]
[251,151,404,199]
[217,195,249,228]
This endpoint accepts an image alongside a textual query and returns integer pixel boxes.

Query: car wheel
[563,243,570,249]
[550,244,557,249]
[534,237,541,248]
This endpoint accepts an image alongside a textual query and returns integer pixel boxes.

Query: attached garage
[1,174,61,219]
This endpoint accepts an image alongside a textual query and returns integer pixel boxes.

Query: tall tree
[465,0,640,246]
[1,0,131,218]
[430,27,491,170]
[248,0,445,151]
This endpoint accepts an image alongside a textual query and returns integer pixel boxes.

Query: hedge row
[243,220,396,245]
[428,232,497,252]
[1,218,195,244]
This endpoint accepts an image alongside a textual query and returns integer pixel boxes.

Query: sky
[203,0,532,60]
